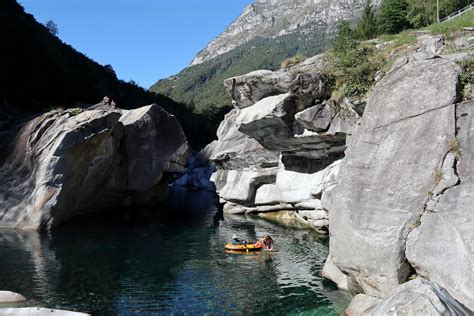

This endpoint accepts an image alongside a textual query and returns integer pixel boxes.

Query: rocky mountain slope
[150,0,380,114]
[204,25,474,314]
[192,0,381,66]
[0,102,190,230]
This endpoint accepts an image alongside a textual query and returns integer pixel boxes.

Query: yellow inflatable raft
[224,242,263,252]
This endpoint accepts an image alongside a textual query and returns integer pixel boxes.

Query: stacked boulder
[0,103,190,230]
[207,55,363,233]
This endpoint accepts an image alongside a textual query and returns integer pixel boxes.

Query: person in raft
[231,234,247,245]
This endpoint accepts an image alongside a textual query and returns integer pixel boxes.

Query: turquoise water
[0,188,350,315]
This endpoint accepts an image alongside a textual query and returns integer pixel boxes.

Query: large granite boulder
[224,55,331,110]
[116,105,189,191]
[405,100,474,310]
[224,70,294,109]
[324,58,462,296]
[255,160,341,205]
[0,104,190,230]
[295,100,361,135]
[235,94,347,161]
[209,109,279,170]
[211,168,279,205]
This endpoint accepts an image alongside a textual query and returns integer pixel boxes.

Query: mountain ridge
[151,0,381,113]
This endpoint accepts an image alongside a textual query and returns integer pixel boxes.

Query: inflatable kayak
[224,242,263,252]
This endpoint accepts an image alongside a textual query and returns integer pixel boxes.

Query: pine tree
[355,0,379,40]
[407,0,434,28]
[45,20,58,36]
[379,0,410,34]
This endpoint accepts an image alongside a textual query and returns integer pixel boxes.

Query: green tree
[379,0,411,34]
[439,0,472,20]
[327,22,382,98]
[407,0,471,28]
[355,0,379,40]
[45,19,58,36]
[407,0,435,28]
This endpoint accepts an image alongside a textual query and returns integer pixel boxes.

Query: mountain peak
[190,0,381,66]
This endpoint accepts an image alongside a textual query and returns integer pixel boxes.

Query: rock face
[405,100,474,310]
[320,36,474,312]
[324,57,462,297]
[191,0,382,65]
[0,104,190,230]
[209,55,361,233]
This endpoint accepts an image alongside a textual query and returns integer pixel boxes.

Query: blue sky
[19,0,253,88]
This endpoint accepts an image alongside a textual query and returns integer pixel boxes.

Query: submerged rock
[0,308,89,316]
[0,104,190,230]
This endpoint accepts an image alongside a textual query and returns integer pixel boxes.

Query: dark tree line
[0,0,222,148]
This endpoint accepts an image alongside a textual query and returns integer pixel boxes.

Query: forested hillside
[150,25,329,114]
[0,0,222,147]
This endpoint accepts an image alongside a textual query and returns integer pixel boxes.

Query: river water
[0,188,350,315]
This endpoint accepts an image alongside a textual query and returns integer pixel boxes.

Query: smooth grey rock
[363,279,472,316]
[287,54,326,74]
[236,94,347,158]
[457,101,474,182]
[237,93,295,142]
[211,168,278,205]
[295,99,361,135]
[115,105,190,191]
[0,104,190,230]
[209,109,279,170]
[325,58,461,296]
[322,255,350,291]
[0,291,26,303]
[343,294,380,316]
[454,36,474,49]
[410,35,445,61]
[0,308,89,316]
[405,101,474,310]
[0,109,123,229]
[431,152,459,196]
[255,160,341,205]
[313,159,341,198]
[295,103,335,132]
[224,70,294,109]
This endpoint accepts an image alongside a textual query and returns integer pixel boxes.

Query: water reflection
[0,188,350,315]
